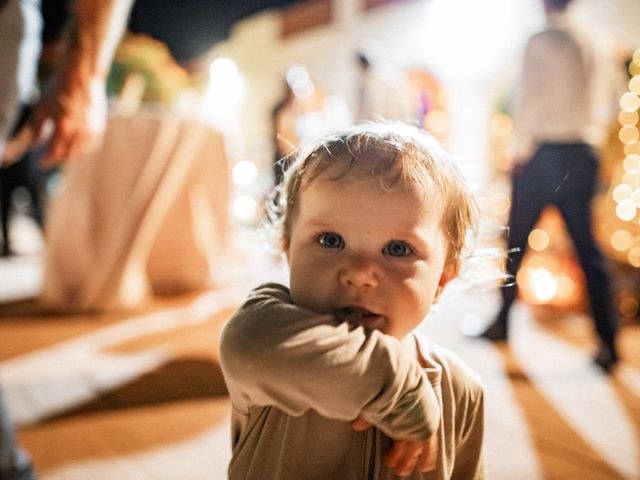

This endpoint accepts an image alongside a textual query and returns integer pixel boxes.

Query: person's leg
[0,387,37,480]
[0,167,12,256]
[554,145,619,370]
[481,152,548,340]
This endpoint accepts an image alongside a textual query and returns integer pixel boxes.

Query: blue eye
[384,240,412,257]
[317,232,344,249]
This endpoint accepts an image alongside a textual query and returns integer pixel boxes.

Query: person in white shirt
[478,0,623,372]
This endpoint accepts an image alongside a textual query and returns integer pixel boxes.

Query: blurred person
[1,104,46,257]
[0,0,132,477]
[271,78,299,184]
[1,0,134,167]
[220,123,484,479]
[355,50,415,123]
[477,0,625,372]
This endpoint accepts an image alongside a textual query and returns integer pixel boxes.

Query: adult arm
[4,0,134,165]
[220,283,440,442]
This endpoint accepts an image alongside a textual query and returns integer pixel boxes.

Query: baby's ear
[434,263,456,302]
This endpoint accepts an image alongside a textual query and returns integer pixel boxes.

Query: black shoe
[477,320,508,342]
[593,345,619,373]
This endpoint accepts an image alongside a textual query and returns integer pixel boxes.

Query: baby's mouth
[336,306,385,330]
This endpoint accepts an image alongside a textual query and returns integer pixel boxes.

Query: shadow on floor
[496,345,626,480]
[48,357,229,422]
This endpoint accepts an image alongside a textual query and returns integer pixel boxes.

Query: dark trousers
[497,142,618,349]
[0,104,45,256]
[0,387,36,480]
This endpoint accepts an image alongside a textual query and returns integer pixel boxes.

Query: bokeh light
[628,246,640,267]
[530,268,557,302]
[232,160,258,186]
[623,154,640,174]
[528,228,550,252]
[625,141,640,156]
[616,199,637,221]
[618,295,640,319]
[233,195,257,220]
[612,183,632,203]
[630,75,640,95]
[619,125,639,144]
[620,92,640,112]
[618,110,639,126]
[610,229,632,251]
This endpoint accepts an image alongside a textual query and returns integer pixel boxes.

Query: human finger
[395,442,423,477]
[44,117,77,165]
[351,417,372,432]
[419,434,438,472]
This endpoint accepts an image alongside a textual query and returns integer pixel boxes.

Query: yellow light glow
[622,172,640,188]
[619,125,640,144]
[490,114,512,138]
[233,195,257,220]
[530,268,557,301]
[632,188,640,207]
[616,200,637,221]
[555,273,575,300]
[611,229,632,251]
[626,142,640,156]
[628,246,640,267]
[618,296,640,318]
[488,192,511,217]
[620,92,640,112]
[424,110,449,135]
[634,48,640,65]
[232,160,258,186]
[613,183,633,203]
[619,110,639,126]
[528,228,550,252]
[624,154,640,174]
[630,76,640,95]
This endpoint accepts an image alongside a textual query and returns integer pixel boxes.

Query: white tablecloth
[40,113,230,311]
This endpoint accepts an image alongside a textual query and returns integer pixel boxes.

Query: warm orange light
[619,296,640,318]
[620,92,640,112]
[619,110,639,126]
[616,200,637,221]
[623,154,640,174]
[625,142,640,156]
[612,183,632,203]
[611,229,632,251]
[528,228,550,252]
[619,125,640,144]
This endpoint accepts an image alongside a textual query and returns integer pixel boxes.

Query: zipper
[362,428,377,480]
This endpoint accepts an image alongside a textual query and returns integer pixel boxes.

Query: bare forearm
[70,0,134,79]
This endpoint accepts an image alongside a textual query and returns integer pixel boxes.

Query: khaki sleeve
[220,283,440,441]
[451,387,485,479]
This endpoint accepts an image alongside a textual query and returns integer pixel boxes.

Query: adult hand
[35,69,107,166]
[352,417,438,476]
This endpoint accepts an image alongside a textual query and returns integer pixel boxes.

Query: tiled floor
[1,250,639,479]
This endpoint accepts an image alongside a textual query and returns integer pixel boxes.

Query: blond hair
[268,122,478,271]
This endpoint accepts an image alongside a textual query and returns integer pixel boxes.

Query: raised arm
[220,283,440,441]
[3,0,134,166]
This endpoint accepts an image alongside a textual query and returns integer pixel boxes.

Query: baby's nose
[338,256,379,288]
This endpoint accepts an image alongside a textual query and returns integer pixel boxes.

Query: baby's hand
[352,417,438,477]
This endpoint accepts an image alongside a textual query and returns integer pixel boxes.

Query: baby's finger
[419,434,438,472]
[396,443,423,477]
[384,440,409,468]
[351,417,372,431]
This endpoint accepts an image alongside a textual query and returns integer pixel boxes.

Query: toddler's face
[285,170,454,340]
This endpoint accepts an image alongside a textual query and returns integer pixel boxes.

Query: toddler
[220,122,484,479]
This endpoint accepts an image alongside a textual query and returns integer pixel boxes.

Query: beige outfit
[220,283,484,479]
[510,10,624,162]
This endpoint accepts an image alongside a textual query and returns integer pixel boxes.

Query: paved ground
[1,253,639,480]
